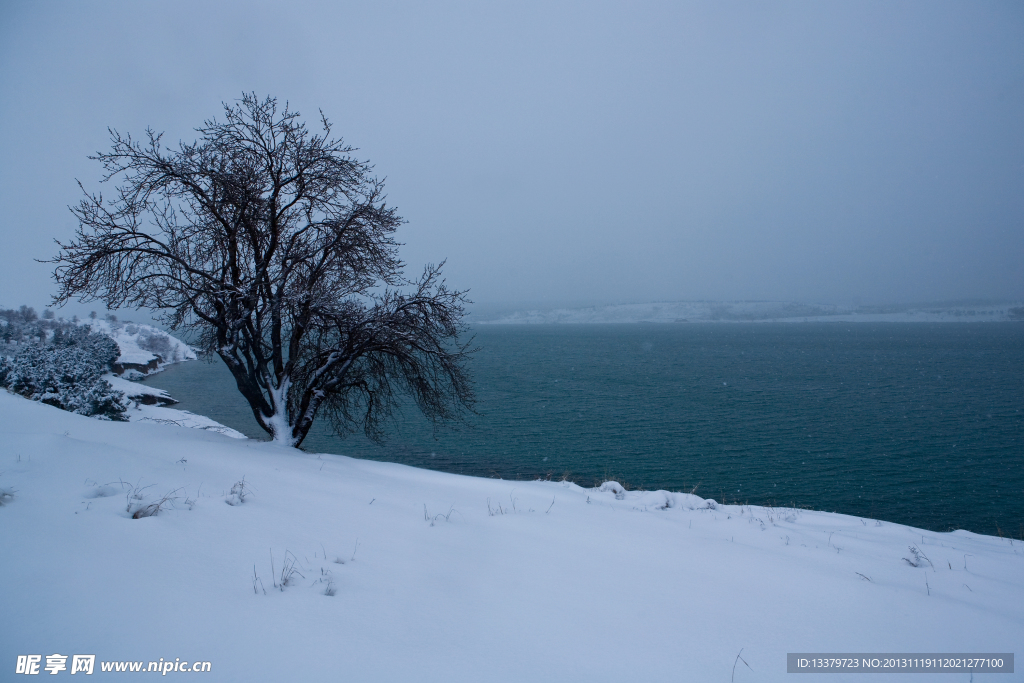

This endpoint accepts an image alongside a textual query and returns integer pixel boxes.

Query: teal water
[142,323,1023,536]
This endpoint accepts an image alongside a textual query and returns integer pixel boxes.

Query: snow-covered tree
[0,326,128,420]
[1,306,73,346]
[49,94,473,447]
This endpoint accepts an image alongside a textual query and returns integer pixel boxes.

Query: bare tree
[49,94,473,447]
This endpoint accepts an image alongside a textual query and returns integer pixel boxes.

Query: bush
[0,326,128,420]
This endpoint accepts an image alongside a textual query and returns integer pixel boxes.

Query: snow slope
[82,318,196,371]
[0,391,1020,681]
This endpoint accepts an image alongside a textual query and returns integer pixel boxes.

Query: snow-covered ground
[1,391,1020,680]
[480,300,1024,324]
[123,401,248,440]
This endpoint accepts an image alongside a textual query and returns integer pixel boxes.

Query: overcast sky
[1,1,1021,317]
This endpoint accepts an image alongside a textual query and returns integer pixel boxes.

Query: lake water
[142,323,1023,536]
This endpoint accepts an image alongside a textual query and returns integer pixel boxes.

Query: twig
[277,550,305,589]
[732,648,752,682]
[131,487,181,518]
[252,565,266,595]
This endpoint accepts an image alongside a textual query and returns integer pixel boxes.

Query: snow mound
[593,481,717,509]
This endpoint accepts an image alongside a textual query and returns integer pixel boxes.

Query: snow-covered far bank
[1,391,1020,681]
[102,374,247,439]
[102,374,178,406]
[88,324,222,433]
[478,300,1024,324]
[81,318,196,376]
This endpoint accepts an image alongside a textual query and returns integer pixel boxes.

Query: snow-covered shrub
[225,477,251,506]
[0,305,60,346]
[598,481,627,500]
[130,489,181,518]
[0,326,129,421]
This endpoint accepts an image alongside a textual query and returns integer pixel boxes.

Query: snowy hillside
[1,309,213,426]
[0,390,1020,681]
[481,301,1024,324]
[82,318,196,375]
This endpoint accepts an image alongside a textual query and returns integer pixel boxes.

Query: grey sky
[1,1,1021,317]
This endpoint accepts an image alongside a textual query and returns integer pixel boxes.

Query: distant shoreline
[476,300,1024,325]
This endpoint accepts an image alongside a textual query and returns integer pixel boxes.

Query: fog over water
[1,1,1022,316]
